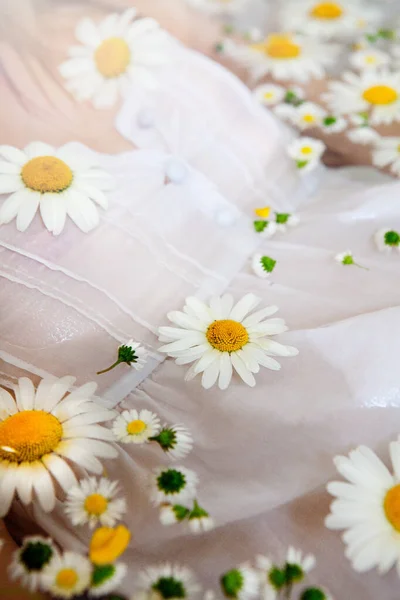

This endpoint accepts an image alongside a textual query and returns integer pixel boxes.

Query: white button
[215,209,237,227]
[165,158,188,184]
[137,109,154,129]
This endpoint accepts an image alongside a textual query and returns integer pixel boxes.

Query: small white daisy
[253,84,286,106]
[188,501,215,534]
[273,104,297,122]
[158,294,298,390]
[64,477,127,529]
[150,466,199,506]
[320,115,347,133]
[159,503,190,526]
[288,137,326,172]
[153,424,193,460]
[184,0,250,15]
[347,127,379,145]
[350,48,390,71]
[138,563,201,599]
[97,340,148,374]
[326,442,400,574]
[253,219,278,238]
[112,409,161,444]
[274,213,300,233]
[251,255,277,279]
[290,102,326,130]
[9,536,58,592]
[225,33,339,83]
[0,143,113,234]
[374,228,400,252]
[220,565,259,600]
[372,136,400,176]
[255,555,279,600]
[89,562,127,597]
[286,546,316,576]
[325,70,400,125]
[334,250,367,269]
[41,551,92,599]
[59,9,173,109]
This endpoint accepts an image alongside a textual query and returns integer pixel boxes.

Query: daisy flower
[325,71,400,125]
[251,255,277,279]
[334,250,368,269]
[97,340,148,374]
[347,127,379,145]
[158,294,298,390]
[112,409,161,444]
[326,442,400,574]
[320,115,347,134]
[280,0,381,39]
[138,563,201,600]
[188,501,215,534]
[59,8,173,109]
[159,503,190,526]
[350,48,390,71]
[184,0,250,15]
[300,588,333,600]
[225,33,338,83]
[41,551,92,599]
[290,102,327,131]
[150,466,199,506]
[255,555,281,600]
[220,566,259,600]
[286,546,316,579]
[287,137,326,171]
[89,525,131,566]
[253,220,278,238]
[372,136,400,176]
[374,228,400,252]
[9,535,58,592]
[152,424,193,460]
[0,143,113,234]
[253,84,286,107]
[64,477,126,529]
[274,213,300,232]
[89,562,127,597]
[0,377,117,518]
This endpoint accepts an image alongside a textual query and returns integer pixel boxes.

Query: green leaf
[378,28,395,40]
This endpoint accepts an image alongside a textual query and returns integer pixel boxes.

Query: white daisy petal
[42,454,78,493]
[0,145,27,165]
[16,194,40,232]
[0,175,24,195]
[202,360,222,390]
[231,352,256,387]
[13,377,35,411]
[24,142,55,159]
[66,191,100,233]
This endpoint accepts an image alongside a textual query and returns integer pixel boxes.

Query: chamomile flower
[59,8,173,109]
[41,551,92,599]
[320,115,347,133]
[184,0,250,15]
[251,255,277,279]
[326,442,400,574]
[97,340,148,374]
[286,547,316,577]
[153,424,193,460]
[350,48,390,71]
[253,220,278,238]
[288,137,326,171]
[138,563,201,599]
[112,409,161,444]
[255,555,281,600]
[159,503,190,526]
[0,377,117,518]
[221,566,259,600]
[0,143,113,234]
[9,536,58,592]
[347,127,379,145]
[64,477,127,529]
[374,228,400,252]
[334,250,367,269]
[325,70,400,125]
[372,136,400,176]
[158,294,298,390]
[188,501,215,534]
[225,33,338,83]
[274,213,300,232]
[253,84,286,106]
[89,562,127,597]
[291,102,326,130]
[150,466,199,505]
[280,0,380,39]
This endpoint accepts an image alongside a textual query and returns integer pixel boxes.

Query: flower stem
[354,262,369,271]
[97,360,122,375]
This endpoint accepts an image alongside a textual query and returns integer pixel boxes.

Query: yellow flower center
[127,419,147,435]
[89,525,131,565]
[0,410,63,463]
[56,569,78,590]
[303,114,315,123]
[253,34,301,60]
[362,85,398,105]
[84,493,109,516]
[206,319,249,353]
[21,156,73,194]
[254,206,271,218]
[264,92,274,99]
[384,484,400,531]
[365,56,377,64]
[95,37,131,78]
[310,2,343,19]
[301,146,313,154]
[397,144,400,153]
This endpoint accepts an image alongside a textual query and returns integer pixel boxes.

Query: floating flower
[89,562,127,597]
[89,525,131,566]
[256,548,315,600]
[184,0,250,14]
[255,555,282,600]
[325,71,400,125]
[0,377,117,517]
[112,409,161,444]
[9,536,58,592]
[274,212,300,232]
[158,294,298,390]
[159,503,190,526]
[288,137,326,172]
[350,48,390,71]
[334,250,368,269]
[188,501,215,534]
[372,136,400,176]
[326,442,400,574]
[374,228,400,252]
[59,8,172,108]
[253,220,278,238]
[253,84,286,106]
[285,547,316,580]
[152,424,193,460]
[291,102,326,130]
[138,563,200,600]
[320,115,347,133]
[150,466,199,505]
[220,566,259,600]
[0,143,113,234]
[251,255,277,279]
[64,477,126,529]
[41,551,92,599]
[97,340,148,374]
